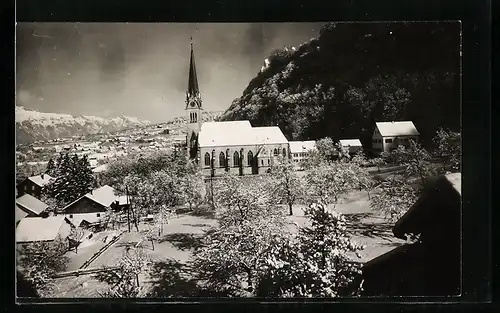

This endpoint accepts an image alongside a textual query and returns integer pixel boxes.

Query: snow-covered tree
[305,161,369,205]
[212,174,282,227]
[315,137,337,161]
[193,215,289,295]
[370,156,386,172]
[270,156,305,215]
[16,236,69,294]
[123,170,183,219]
[44,153,96,207]
[433,128,461,173]
[258,200,363,297]
[96,248,150,298]
[180,161,206,211]
[45,158,56,176]
[192,174,289,295]
[370,176,420,222]
[384,141,434,184]
[334,142,351,162]
[351,149,368,167]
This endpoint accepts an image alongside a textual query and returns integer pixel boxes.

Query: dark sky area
[16,23,324,123]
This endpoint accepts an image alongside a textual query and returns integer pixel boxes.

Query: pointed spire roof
[187,37,200,97]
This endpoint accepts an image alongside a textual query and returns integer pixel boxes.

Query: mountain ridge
[16,106,152,144]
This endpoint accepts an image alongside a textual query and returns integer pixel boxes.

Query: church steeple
[185,37,203,161]
[186,37,202,109]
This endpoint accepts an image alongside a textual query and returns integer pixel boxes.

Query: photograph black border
[4,0,492,311]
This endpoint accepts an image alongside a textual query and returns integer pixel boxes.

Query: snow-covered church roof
[198,121,289,148]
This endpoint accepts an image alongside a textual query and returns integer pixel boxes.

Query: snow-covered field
[48,191,403,298]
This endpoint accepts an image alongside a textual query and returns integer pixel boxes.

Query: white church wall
[199,143,290,177]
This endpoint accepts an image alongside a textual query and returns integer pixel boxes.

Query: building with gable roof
[362,173,461,296]
[61,185,120,223]
[372,121,420,155]
[182,39,290,177]
[16,194,50,220]
[17,173,53,199]
[16,215,73,243]
[289,140,317,164]
[339,139,363,154]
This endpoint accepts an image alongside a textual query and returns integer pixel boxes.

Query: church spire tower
[185,37,203,160]
[186,37,202,109]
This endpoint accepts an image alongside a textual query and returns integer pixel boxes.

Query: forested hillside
[220,22,460,150]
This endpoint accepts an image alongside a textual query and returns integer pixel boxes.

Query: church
[183,39,290,177]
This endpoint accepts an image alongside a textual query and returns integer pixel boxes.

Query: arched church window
[247,151,253,166]
[233,151,240,167]
[204,152,211,167]
[282,148,287,157]
[194,112,197,122]
[190,112,193,123]
[219,151,226,168]
[273,148,278,156]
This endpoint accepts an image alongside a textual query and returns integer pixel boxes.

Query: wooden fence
[53,266,120,279]
[78,231,124,270]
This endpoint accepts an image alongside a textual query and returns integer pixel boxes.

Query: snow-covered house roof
[393,173,461,240]
[16,194,49,216]
[289,140,317,153]
[27,174,53,188]
[198,121,253,147]
[375,121,420,137]
[16,216,72,243]
[339,139,363,147]
[16,205,28,224]
[198,121,289,148]
[85,185,120,208]
[62,185,120,211]
[252,126,289,145]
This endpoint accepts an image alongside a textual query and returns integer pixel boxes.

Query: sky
[16,23,324,123]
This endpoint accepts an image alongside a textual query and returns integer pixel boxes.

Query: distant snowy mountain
[16,106,152,144]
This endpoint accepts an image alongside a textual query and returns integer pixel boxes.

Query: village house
[16,215,73,244]
[61,185,121,227]
[289,140,317,164]
[15,194,50,224]
[339,139,363,154]
[17,173,53,199]
[372,121,420,155]
[362,173,461,296]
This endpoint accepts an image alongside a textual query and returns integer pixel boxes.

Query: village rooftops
[375,121,420,137]
[15,205,28,224]
[289,140,317,153]
[393,173,461,240]
[252,126,289,145]
[16,194,49,216]
[16,216,71,243]
[339,139,363,147]
[198,121,288,148]
[62,185,120,211]
[27,174,53,188]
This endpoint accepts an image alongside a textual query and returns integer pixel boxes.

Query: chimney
[90,189,93,195]
[41,174,44,179]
